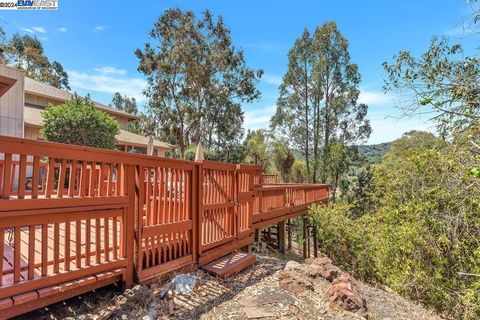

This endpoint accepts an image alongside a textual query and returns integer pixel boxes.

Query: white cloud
[58,27,67,32]
[93,66,126,75]
[32,26,46,33]
[94,25,108,33]
[19,26,47,34]
[358,90,392,105]
[244,104,276,130]
[262,74,282,86]
[68,68,147,102]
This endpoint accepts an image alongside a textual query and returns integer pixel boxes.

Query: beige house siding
[25,92,62,108]
[0,66,24,137]
[25,92,129,130]
[24,126,41,140]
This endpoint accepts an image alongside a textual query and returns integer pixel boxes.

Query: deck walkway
[0,134,328,318]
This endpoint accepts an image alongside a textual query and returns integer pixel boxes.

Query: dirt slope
[18,253,442,320]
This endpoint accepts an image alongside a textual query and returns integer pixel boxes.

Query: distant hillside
[359,142,391,164]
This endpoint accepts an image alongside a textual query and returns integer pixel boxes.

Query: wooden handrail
[0,134,328,313]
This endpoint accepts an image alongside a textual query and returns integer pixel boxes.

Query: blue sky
[0,0,477,144]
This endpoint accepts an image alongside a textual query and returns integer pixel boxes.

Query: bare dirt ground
[16,250,442,320]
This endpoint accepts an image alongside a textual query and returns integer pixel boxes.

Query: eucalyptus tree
[4,33,69,90]
[136,9,262,157]
[383,37,480,135]
[272,22,371,185]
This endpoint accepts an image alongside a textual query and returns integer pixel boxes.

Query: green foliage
[342,165,377,217]
[3,33,69,90]
[243,129,270,168]
[183,145,221,161]
[358,142,391,164]
[272,139,295,182]
[271,22,371,187]
[136,8,262,158]
[41,96,119,149]
[310,131,480,319]
[383,37,480,135]
[110,92,144,134]
[291,160,307,183]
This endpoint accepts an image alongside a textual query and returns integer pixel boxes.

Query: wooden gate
[198,161,237,255]
[236,164,257,239]
[135,159,197,282]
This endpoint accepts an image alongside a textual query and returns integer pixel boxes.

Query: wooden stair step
[201,252,255,279]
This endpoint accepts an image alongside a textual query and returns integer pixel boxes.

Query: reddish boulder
[277,270,314,294]
[325,273,368,318]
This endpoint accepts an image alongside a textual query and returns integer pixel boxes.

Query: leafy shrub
[310,131,480,319]
[42,96,119,149]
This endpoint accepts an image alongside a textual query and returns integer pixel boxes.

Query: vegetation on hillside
[309,5,480,317]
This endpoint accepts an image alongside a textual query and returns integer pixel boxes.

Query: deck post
[307,226,311,258]
[125,164,136,288]
[278,221,285,254]
[192,163,199,263]
[313,225,318,258]
[287,219,292,250]
[302,216,307,259]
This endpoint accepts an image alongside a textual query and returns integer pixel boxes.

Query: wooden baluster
[53,222,60,273]
[107,163,113,196]
[97,163,103,196]
[162,167,167,224]
[28,225,35,279]
[113,217,118,260]
[32,156,40,199]
[80,161,87,197]
[2,153,12,199]
[68,160,77,197]
[14,227,20,282]
[41,224,48,276]
[104,217,110,262]
[89,162,96,197]
[57,159,67,198]
[0,228,4,285]
[76,220,82,268]
[45,158,55,198]
[85,219,91,266]
[95,218,101,264]
[64,220,71,271]
[18,154,27,199]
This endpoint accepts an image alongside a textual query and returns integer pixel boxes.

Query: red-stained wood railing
[0,136,136,304]
[253,184,329,227]
[261,174,278,184]
[0,134,328,317]
[198,161,237,255]
[135,159,197,282]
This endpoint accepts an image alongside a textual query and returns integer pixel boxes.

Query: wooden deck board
[201,251,255,279]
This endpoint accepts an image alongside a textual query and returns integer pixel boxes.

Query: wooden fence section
[0,135,328,318]
[135,160,197,282]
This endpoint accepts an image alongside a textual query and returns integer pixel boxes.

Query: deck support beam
[277,221,285,254]
[303,216,307,259]
[287,219,292,251]
[312,225,318,258]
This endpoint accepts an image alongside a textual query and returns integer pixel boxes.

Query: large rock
[305,255,333,266]
[325,272,368,318]
[284,260,303,272]
[305,263,341,282]
[277,270,314,294]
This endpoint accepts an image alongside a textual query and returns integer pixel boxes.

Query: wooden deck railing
[0,135,328,317]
